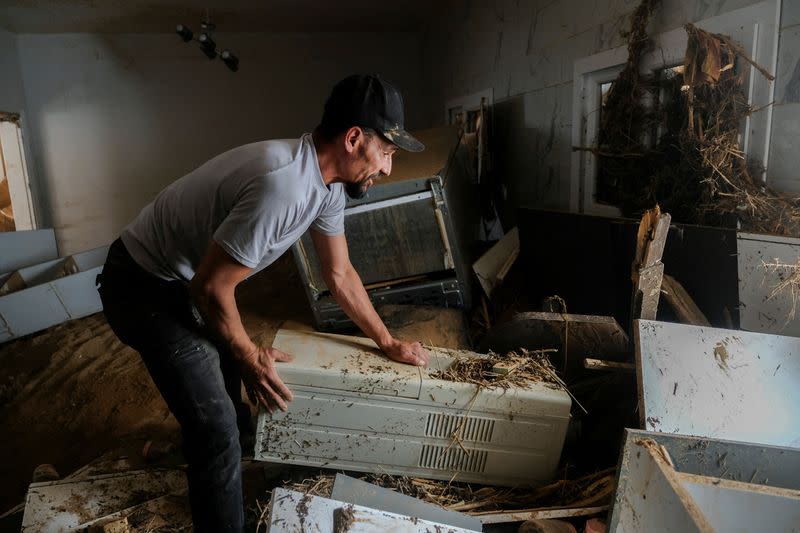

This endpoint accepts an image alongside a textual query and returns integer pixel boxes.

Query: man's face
[344,131,397,199]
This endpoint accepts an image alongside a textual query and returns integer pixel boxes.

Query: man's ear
[343,126,364,154]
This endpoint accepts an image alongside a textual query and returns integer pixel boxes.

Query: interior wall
[420,0,796,222]
[15,32,424,255]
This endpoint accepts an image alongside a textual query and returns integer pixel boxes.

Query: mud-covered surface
[0,254,470,523]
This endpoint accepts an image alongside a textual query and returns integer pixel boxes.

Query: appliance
[255,329,572,487]
[292,126,478,330]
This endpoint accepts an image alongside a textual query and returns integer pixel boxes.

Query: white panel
[0,228,57,272]
[267,488,479,533]
[612,440,711,533]
[635,320,800,447]
[0,284,70,342]
[737,232,800,336]
[21,469,186,532]
[53,267,103,318]
[0,266,103,343]
[681,477,800,532]
[69,245,109,271]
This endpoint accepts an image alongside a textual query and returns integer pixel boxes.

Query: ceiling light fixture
[175,18,239,72]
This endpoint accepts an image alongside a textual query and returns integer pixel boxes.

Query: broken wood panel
[478,505,609,524]
[662,274,710,326]
[478,311,630,376]
[631,263,665,322]
[583,358,635,372]
[473,227,519,297]
[635,319,800,447]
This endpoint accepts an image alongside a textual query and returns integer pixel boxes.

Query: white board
[267,488,478,533]
[635,320,800,447]
[738,232,800,336]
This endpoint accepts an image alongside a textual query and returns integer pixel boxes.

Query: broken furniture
[472,226,519,298]
[293,126,478,330]
[266,487,480,532]
[255,329,571,486]
[609,429,800,532]
[634,319,800,447]
[20,469,188,532]
[0,244,108,343]
[516,208,739,330]
[478,311,629,377]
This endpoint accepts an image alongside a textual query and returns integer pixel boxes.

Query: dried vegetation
[581,0,800,236]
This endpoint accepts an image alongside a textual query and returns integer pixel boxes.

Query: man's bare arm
[310,230,429,366]
[190,241,294,412]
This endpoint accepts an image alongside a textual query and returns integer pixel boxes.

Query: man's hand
[381,339,430,367]
[240,346,294,413]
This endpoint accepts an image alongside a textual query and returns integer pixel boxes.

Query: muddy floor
[0,254,470,518]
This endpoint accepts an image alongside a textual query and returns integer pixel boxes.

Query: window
[570,0,779,216]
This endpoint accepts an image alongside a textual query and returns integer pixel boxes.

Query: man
[98,74,430,532]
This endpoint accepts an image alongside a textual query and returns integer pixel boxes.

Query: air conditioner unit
[254,329,571,487]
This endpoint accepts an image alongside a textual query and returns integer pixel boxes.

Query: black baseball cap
[321,74,425,152]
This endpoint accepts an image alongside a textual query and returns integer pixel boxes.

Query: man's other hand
[382,339,430,367]
[241,346,294,413]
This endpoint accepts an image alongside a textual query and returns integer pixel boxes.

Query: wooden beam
[662,274,711,326]
[631,206,671,324]
[584,358,636,372]
[478,505,610,524]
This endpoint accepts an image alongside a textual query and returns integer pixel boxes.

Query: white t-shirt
[121,134,345,282]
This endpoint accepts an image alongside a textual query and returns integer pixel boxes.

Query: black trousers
[98,238,252,533]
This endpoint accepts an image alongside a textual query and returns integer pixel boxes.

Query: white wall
[420,0,797,220]
[15,32,424,255]
[0,28,26,113]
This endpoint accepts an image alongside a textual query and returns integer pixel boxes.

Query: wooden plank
[477,505,609,524]
[473,227,520,297]
[631,207,671,323]
[662,274,711,326]
[632,263,665,322]
[584,358,636,372]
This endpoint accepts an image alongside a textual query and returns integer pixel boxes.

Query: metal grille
[418,444,488,473]
[425,413,495,443]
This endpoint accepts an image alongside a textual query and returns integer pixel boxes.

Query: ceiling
[0,0,448,33]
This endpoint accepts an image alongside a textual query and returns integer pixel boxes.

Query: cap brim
[382,128,425,152]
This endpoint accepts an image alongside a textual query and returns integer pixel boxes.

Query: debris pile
[277,468,615,515]
[429,349,562,389]
[586,0,800,236]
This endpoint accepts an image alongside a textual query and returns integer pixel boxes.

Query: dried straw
[429,348,561,389]
[274,468,616,515]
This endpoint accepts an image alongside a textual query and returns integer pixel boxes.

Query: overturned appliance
[255,329,571,487]
[292,126,478,330]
